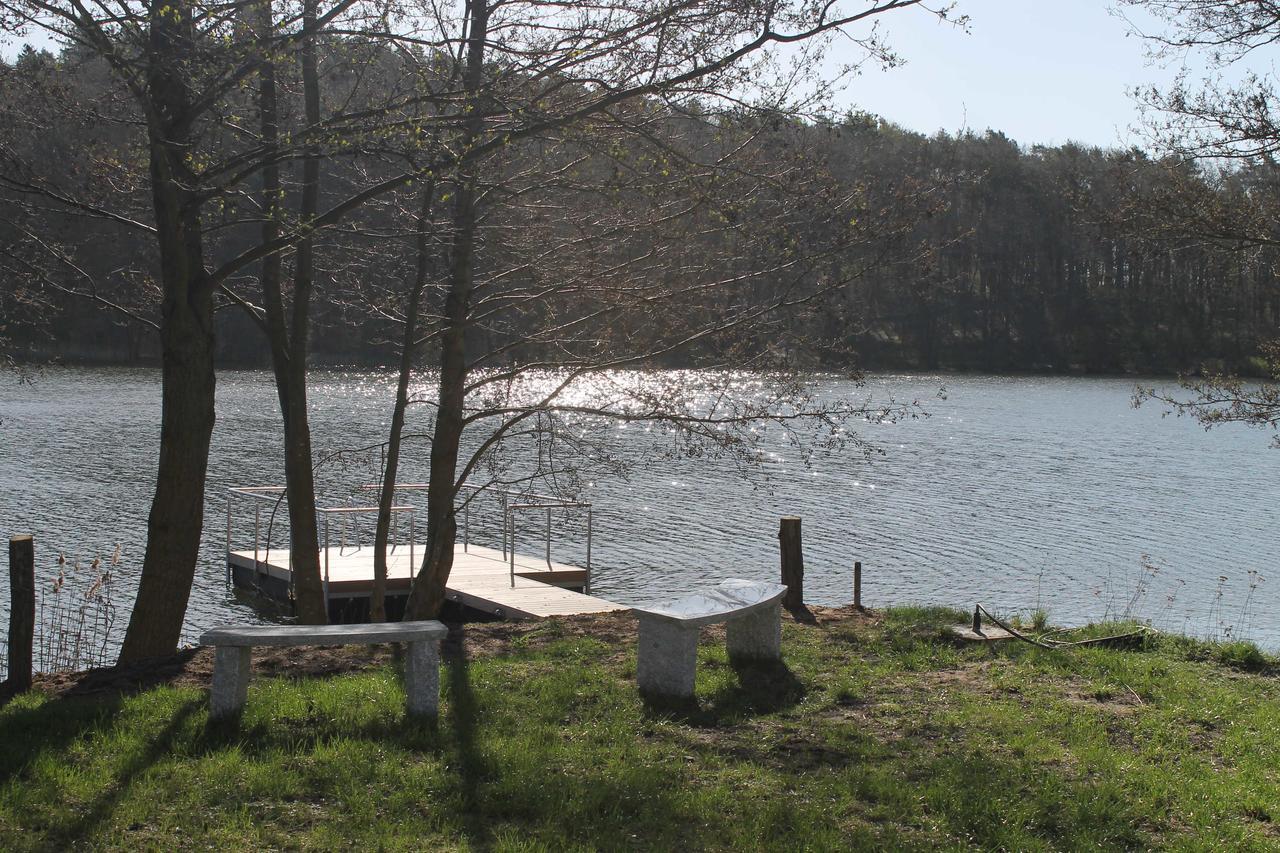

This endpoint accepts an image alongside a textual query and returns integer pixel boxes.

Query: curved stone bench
[633,578,787,698]
[200,621,448,720]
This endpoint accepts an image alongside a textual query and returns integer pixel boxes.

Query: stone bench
[633,578,787,698]
[199,620,448,720]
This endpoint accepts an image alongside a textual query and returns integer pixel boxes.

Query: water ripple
[0,368,1277,654]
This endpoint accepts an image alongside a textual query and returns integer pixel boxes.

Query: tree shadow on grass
[642,656,806,726]
[441,628,704,850]
[786,603,818,626]
[0,693,128,784]
[444,632,497,849]
[40,696,205,848]
[200,655,446,756]
[201,710,444,761]
[0,681,27,709]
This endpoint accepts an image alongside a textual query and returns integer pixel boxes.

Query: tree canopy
[1,0,955,651]
[1123,0,1280,445]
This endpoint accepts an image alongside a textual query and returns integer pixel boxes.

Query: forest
[4,41,1277,377]
[3,0,1279,655]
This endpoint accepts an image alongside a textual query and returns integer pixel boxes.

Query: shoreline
[4,604,1278,848]
[8,603,1276,699]
[4,356,1254,383]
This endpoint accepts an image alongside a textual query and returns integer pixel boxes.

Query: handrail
[370,483,568,504]
[318,505,416,598]
[505,501,592,591]
[358,483,493,555]
[319,505,415,515]
[228,485,285,497]
[226,488,417,609]
[225,486,290,584]
[359,483,592,574]
[228,481,594,600]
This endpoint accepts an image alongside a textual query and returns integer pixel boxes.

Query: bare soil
[27,605,874,701]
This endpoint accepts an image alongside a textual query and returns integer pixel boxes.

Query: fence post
[7,535,35,693]
[778,517,804,611]
[854,561,862,610]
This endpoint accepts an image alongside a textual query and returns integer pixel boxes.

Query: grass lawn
[2,606,1279,850]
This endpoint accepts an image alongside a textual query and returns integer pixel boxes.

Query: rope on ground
[974,605,1159,650]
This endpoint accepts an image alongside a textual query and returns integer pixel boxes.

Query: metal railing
[226,487,415,610]
[225,486,288,584]
[319,504,416,578]
[360,483,594,590]
[358,483,495,556]
[229,482,594,603]
[505,500,592,590]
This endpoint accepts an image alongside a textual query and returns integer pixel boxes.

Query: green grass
[3,607,1280,850]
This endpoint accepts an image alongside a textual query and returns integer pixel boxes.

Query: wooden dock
[227,543,628,619]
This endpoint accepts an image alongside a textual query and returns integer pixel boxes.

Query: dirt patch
[443,611,638,659]
[19,605,875,704]
[1242,806,1279,837]
[807,604,881,625]
[31,643,399,699]
[856,662,1010,710]
[767,732,859,770]
[1061,680,1145,716]
[818,703,901,745]
[1183,716,1227,758]
[916,662,999,691]
[1105,720,1136,749]
[677,718,865,770]
[27,613,628,701]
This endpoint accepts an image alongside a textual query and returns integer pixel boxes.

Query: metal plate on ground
[951,625,1019,642]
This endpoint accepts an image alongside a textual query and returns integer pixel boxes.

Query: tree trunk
[287,0,325,623]
[254,0,326,624]
[404,180,474,621]
[373,180,435,622]
[404,0,489,621]
[271,372,325,622]
[120,0,217,661]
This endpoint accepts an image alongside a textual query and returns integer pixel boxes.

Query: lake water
[1,367,1277,663]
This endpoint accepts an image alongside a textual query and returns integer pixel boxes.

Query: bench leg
[636,618,699,699]
[210,646,251,719]
[404,638,441,718]
[727,601,782,661]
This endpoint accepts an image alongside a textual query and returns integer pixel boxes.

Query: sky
[827,0,1262,149]
[2,0,1269,150]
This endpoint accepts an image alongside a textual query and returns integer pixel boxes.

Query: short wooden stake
[778,517,804,611]
[854,561,862,610]
[7,535,35,692]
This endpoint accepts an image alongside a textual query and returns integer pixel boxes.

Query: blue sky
[3,0,1267,150]
[830,0,1262,148]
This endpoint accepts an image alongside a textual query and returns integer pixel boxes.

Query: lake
[1,367,1277,662]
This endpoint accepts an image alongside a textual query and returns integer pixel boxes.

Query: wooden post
[854,561,862,610]
[7,535,35,692]
[778,517,804,611]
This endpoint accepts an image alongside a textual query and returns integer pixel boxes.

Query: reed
[34,546,119,674]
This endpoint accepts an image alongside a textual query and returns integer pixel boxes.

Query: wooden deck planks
[227,543,628,618]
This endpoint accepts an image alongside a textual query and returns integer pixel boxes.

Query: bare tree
[0,0,946,647]
[0,0,412,651]
[327,0,952,619]
[1125,0,1280,441]
[237,0,331,623]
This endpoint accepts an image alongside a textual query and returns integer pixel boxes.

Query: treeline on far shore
[4,44,1278,378]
